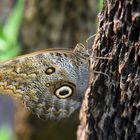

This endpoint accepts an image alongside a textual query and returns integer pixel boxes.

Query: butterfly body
[0,44,89,119]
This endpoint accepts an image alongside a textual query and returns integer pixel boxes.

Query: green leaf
[3,0,25,44]
[0,43,21,61]
[0,126,12,140]
[0,0,25,60]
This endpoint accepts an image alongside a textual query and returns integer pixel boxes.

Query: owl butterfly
[0,43,90,120]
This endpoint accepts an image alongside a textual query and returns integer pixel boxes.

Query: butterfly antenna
[93,71,110,81]
[86,34,96,44]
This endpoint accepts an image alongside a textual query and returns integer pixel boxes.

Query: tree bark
[15,0,98,140]
[77,0,140,140]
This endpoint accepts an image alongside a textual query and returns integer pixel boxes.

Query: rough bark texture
[15,0,97,140]
[77,0,140,140]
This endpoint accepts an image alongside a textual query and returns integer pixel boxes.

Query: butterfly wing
[0,48,89,119]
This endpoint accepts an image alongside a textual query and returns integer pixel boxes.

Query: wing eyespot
[54,86,73,99]
[45,67,55,75]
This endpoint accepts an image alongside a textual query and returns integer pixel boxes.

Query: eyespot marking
[54,86,73,99]
[45,67,55,75]
[46,83,50,87]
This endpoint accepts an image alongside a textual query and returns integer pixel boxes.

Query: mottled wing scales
[0,47,89,120]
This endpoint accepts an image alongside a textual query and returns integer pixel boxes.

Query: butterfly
[0,43,90,120]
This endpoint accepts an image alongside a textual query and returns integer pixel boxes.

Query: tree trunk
[21,0,97,53]
[77,0,140,140]
[15,0,98,140]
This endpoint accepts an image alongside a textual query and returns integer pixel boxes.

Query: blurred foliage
[98,0,103,11]
[0,0,25,60]
[95,0,103,30]
[0,125,12,140]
